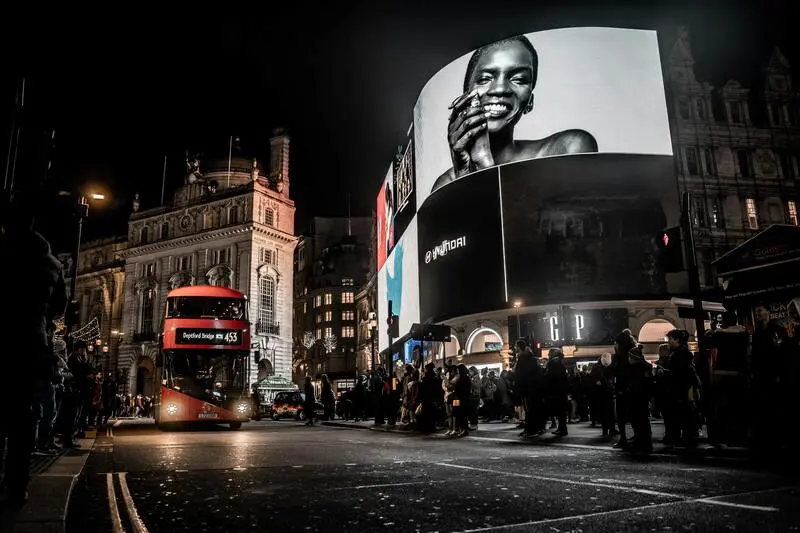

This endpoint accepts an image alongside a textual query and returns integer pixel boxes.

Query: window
[314,295,322,307]
[324,293,332,305]
[342,292,354,304]
[342,310,355,321]
[263,207,275,227]
[703,148,716,175]
[258,276,276,327]
[769,103,781,126]
[779,152,796,179]
[160,222,169,240]
[691,194,707,227]
[677,99,691,119]
[694,98,706,120]
[745,198,759,230]
[316,328,322,340]
[260,248,274,265]
[324,311,332,322]
[788,201,798,226]
[341,326,355,338]
[729,102,743,123]
[228,207,239,225]
[144,263,155,277]
[212,248,229,265]
[178,256,192,271]
[316,314,322,324]
[139,227,149,245]
[324,327,333,338]
[736,150,751,178]
[140,288,154,334]
[710,198,724,229]
[341,278,354,286]
[685,147,700,175]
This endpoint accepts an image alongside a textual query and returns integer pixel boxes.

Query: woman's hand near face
[447,90,493,178]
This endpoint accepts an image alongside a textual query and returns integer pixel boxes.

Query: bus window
[167,297,248,321]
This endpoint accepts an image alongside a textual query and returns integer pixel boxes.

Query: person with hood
[0,192,67,508]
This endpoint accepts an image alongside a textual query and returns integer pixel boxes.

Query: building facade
[59,236,127,371]
[115,132,296,395]
[292,216,373,388]
[667,26,800,287]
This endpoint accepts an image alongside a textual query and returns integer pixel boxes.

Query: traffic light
[656,226,685,273]
[387,314,399,338]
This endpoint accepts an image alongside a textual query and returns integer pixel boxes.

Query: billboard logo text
[424,236,467,264]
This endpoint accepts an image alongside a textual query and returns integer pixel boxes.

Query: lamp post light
[62,191,105,347]
[513,300,522,341]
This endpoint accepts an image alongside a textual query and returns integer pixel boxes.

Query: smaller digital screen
[175,328,242,345]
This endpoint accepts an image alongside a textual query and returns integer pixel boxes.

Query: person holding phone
[432,35,598,193]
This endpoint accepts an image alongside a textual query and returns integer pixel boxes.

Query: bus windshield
[167,297,248,321]
[166,351,247,404]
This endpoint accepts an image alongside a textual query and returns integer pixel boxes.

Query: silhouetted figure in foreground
[0,193,67,508]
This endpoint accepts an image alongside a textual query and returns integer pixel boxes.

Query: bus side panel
[159,386,249,424]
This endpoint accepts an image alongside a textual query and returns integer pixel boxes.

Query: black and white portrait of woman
[413,27,673,207]
[432,35,598,193]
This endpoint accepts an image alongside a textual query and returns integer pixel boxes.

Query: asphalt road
[66,420,800,532]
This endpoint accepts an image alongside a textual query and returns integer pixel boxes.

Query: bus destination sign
[175,328,242,345]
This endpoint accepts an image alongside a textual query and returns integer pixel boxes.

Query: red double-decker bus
[155,286,252,430]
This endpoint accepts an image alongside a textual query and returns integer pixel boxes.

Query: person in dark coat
[546,349,569,436]
[666,329,700,447]
[0,193,67,508]
[626,344,654,453]
[514,339,544,438]
[612,329,637,448]
[303,377,316,426]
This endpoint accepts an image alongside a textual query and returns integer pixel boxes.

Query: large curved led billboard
[379,26,681,338]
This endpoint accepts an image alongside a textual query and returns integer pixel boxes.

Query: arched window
[258,276,276,329]
[160,222,169,240]
[264,207,275,227]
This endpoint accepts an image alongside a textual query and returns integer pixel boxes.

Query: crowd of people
[329,317,796,454]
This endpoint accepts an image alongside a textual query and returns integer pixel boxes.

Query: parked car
[271,391,324,420]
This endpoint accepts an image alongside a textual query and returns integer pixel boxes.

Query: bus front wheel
[229,422,242,430]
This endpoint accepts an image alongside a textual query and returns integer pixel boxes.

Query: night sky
[2,1,796,252]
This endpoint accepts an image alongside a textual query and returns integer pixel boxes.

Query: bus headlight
[166,403,178,415]
[236,403,249,414]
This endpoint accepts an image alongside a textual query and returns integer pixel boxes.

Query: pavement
[50,418,800,532]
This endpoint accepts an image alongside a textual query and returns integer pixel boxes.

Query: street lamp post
[63,192,104,346]
[368,312,377,371]
[513,300,522,341]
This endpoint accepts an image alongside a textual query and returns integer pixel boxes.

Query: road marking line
[106,473,125,533]
[118,473,149,533]
[449,481,792,531]
[439,463,681,499]
[697,499,778,512]
[468,436,747,461]
[328,480,446,491]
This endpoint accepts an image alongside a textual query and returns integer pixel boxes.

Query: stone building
[667,26,800,287]
[59,236,127,370]
[292,216,373,389]
[117,131,297,395]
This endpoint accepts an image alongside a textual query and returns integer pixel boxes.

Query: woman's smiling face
[466,40,535,134]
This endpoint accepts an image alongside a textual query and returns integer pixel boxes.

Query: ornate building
[59,236,127,370]
[292,216,373,388]
[667,27,800,287]
[117,131,297,395]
